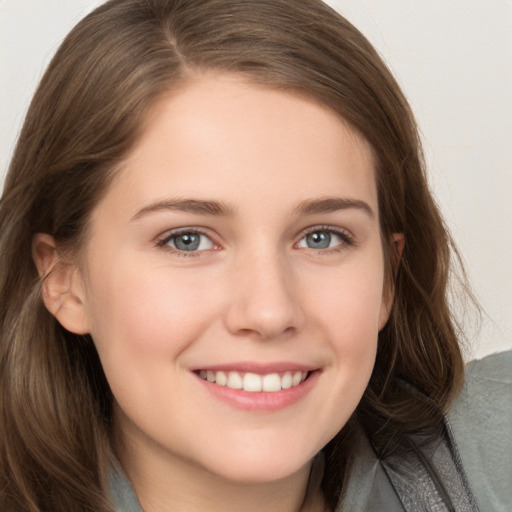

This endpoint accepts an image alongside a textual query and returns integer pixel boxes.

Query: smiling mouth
[196,370,310,392]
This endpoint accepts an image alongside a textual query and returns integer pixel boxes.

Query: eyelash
[156,228,219,257]
[297,225,355,253]
[155,225,355,257]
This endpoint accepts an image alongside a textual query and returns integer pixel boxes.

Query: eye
[297,228,352,250]
[158,230,216,253]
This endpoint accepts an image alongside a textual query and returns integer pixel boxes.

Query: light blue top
[109,350,512,511]
[447,350,512,511]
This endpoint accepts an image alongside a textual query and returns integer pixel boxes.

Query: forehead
[102,74,378,217]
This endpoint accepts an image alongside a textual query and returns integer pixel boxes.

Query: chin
[207,458,311,485]
[192,437,321,485]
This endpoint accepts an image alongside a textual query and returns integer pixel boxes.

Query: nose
[223,250,305,340]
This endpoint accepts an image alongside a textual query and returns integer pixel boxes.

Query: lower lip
[194,371,320,412]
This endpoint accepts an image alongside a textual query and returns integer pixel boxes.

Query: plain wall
[1,0,511,360]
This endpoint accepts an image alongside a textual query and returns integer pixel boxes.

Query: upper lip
[191,362,318,374]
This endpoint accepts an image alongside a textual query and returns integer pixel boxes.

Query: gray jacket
[109,351,512,511]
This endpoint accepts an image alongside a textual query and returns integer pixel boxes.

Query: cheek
[84,257,220,367]
[290,263,383,448]
[300,256,385,394]
[83,260,225,429]
[305,260,386,340]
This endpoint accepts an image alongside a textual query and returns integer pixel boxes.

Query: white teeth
[227,371,243,389]
[292,371,303,386]
[262,373,281,392]
[216,371,227,386]
[243,372,262,392]
[281,372,293,389]
[198,369,309,392]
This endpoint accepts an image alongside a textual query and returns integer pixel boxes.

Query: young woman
[0,1,510,511]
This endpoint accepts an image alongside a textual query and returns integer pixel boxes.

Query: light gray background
[1,0,511,360]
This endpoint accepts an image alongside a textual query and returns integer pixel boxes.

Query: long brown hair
[0,1,466,510]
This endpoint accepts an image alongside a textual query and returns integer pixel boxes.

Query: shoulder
[448,350,512,511]
[464,348,512,382]
[338,351,512,511]
[449,349,512,428]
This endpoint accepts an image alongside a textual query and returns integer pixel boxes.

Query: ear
[378,233,405,330]
[32,233,90,335]
[391,232,405,272]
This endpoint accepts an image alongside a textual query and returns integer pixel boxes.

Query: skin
[35,74,399,512]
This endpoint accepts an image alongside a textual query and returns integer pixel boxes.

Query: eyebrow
[131,198,236,221]
[131,196,375,221]
[294,197,375,218]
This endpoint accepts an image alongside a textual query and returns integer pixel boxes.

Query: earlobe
[32,233,90,335]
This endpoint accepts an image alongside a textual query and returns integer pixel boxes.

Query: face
[72,75,393,484]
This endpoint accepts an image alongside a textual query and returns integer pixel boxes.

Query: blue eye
[161,231,215,252]
[297,229,350,250]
